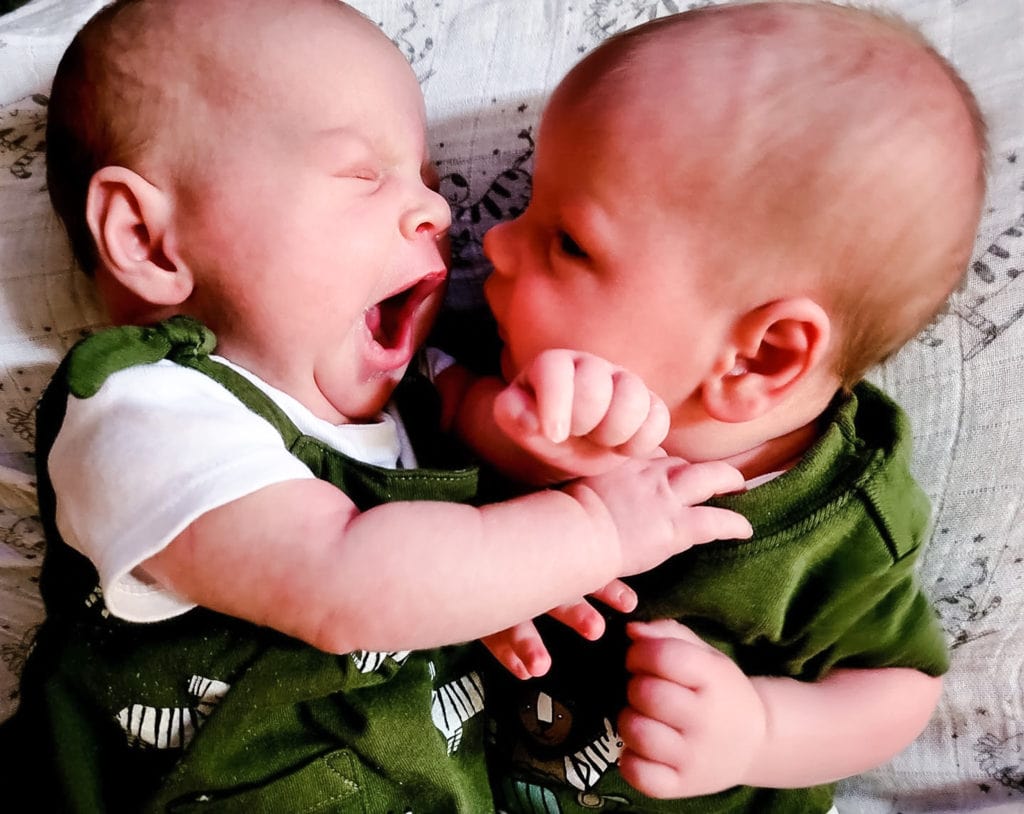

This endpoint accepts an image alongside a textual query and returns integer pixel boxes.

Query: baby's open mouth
[364,271,446,363]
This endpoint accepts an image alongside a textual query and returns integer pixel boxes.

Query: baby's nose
[482,221,513,273]
[405,186,452,239]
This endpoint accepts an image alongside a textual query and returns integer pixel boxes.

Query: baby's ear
[701,298,832,423]
[85,166,193,307]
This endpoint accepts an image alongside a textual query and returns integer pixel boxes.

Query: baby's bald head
[47,0,388,276]
[553,1,986,385]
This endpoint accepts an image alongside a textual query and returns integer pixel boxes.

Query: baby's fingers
[618,709,688,776]
[664,463,752,542]
[619,747,690,800]
[522,350,579,443]
[626,619,709,645]
[481,622,552,679]
[493,382,541,439]
[611,393,670,458]
[625,632,717,690]
[589,373,667,451]
[588,579,638,614]
[545,580,637,640]
[673,504,753,547]
[546,599,607,641]
[563,354,616,439]
[669,460,747,504]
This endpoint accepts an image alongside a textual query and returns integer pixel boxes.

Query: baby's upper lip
[380,269,447,303]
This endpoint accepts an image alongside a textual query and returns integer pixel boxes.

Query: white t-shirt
[49,351,452,623]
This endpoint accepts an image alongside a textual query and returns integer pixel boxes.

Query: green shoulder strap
[65,316,302,447]
[63,316,481,507]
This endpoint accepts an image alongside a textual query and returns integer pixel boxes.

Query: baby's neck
[721,419,825,482]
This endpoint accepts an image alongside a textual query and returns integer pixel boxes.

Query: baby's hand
[482,580,638,679]
[617,620,768,799]
[494,349,670,478]
[566,457,752,579]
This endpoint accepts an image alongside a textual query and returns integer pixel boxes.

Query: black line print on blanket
[0,511,44,707]
[0,510,43,560]
[931,544,1004,650]
[581,0,715,46]
[0,94,46,184]
[441,126,536,299]
[917,157,1023,359]
[3,405,34,447]
[976,731,1024,795]
[377,2,437,83]
[0,624,39,705]
[957,210,1024,360]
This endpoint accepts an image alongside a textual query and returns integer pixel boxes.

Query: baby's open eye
[558,231,587,259]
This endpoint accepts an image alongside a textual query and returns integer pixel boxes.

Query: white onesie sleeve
[49,360,315,622]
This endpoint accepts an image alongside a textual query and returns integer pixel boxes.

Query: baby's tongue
[366,288,412,349]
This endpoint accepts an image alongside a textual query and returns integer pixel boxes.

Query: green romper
[2,317,495,813]
[485,384,950,814]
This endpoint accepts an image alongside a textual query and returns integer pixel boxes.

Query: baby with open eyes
[475,2,984,811]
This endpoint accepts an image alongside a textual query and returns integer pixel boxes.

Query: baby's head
[485,0,985,468]
[46,0,451,422]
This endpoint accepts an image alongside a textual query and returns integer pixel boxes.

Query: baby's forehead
[104,1,407,139]
[554,6,975,180]
[538,5,983,270]
[97,0,389,93]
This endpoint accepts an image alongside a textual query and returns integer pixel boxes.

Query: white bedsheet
[0,2,1021,810]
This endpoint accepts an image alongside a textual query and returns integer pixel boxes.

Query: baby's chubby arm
[617,620,943,798]
[438,348,670,486]
[438,349,685,676]
[142,459,751,656]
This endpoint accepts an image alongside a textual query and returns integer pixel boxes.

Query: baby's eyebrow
[312,127,369,150]
[314,126,361,141]
[312,125,429,169]
[309,128,377,164]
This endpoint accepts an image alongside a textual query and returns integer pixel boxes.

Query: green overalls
[2,317,495,813]
[484,384,950,814]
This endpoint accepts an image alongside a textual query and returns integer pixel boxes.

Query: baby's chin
[333,367,409,423]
